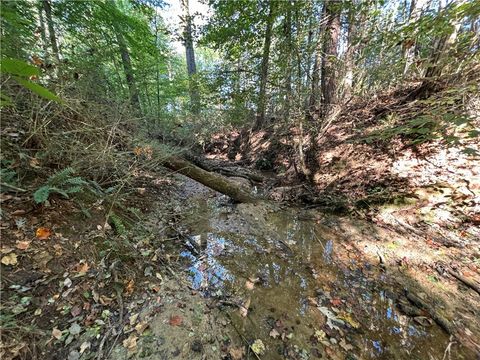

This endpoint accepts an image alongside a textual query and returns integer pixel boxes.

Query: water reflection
[179,204,467,359]
[180,234,234,293]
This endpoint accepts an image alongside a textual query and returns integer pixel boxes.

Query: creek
[176,178,472,360]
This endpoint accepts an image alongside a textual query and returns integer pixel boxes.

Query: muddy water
[178,181,471,359]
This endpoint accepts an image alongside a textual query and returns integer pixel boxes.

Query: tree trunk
[181,0,200,114]
[164,155,258,203]
[320,2,340,118]
[403,0,426,76]
[42,0,60,66]
[115,30,141,109]
[254,1,275,130]
[410,3,461,99]
[283,3,293,120]
[307,5,325,119]
[343,3,357,98]
[38,3,50,64]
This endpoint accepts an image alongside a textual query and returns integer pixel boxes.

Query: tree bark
[283,2,293,120]
[308,3,326,119]
[320,2,340,117]
[164,155,258,203]
[38,3,50,64]
[181,0,200,114]
[115,30,141,109]
[42,0,60,66]
[254,1,275,130]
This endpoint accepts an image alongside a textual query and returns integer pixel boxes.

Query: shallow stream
[177,180,472,359]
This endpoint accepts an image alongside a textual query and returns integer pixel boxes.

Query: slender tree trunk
[115,30,141,109]
[254,1,275,130]
[403,0,424,76]
[42,0,60,66]
[154,13,161,116]
[411,2,462,98]
[181,0,200,114]
[343,4,357,98]
[320,1,340,117]
[37,4,50,64]
[308,3,327,119]
[284,3,293,120]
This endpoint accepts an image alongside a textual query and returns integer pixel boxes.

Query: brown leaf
[75,261,89,274]
[122,334,138,354]
[52,328,62,340]
[16,241,31,250]
[269,328,280,339]
[36,227,52,240]
[169,315,183,326]
[330,298,342,306]
[1,253,18,266]
[124,279,135,296]
[135,321,149,334]
[71,306,82,317]
[229,346,245,360]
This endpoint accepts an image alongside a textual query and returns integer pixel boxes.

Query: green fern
[108,212,126,235]
[33,167,89,204]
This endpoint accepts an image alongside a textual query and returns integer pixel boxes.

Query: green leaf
[0,58,40,77]
[33,186,50,204]
[12,76,61,102]
[0,92,13,108]
[462,147,479,156]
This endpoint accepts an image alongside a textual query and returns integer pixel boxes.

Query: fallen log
[187,155,265,183]
[447,268,480,296]
[405,290,454,334]
[164,155,258,203]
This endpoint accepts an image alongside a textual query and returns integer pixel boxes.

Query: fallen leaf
[269,328,280,339]
[129,313,139,325]
[36,227,52,240]
[122,334,138,354]
[52,328,62,340]
[169,315,183,326]
[229,346,245,360]
[53,244,63,256]
[1,253,18,266]
[69,322,81,336]
[337,311,360,329]
[16,241,31,250]
[79,341,91,354]
[135,321,148,334]
[70,306,82,317]
[251,339,265,355]
[313,329,326,341]
[318,306,345,330]
[75,261,89,274]
[124,279,134,295]
[245,279,255,290]
[330,298,342,306]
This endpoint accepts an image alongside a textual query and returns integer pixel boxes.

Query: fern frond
[108,213,126,235]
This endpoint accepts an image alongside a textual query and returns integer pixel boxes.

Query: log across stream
[164,155,259,203]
